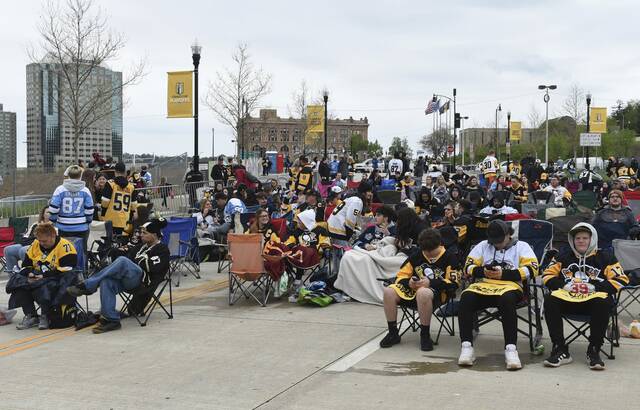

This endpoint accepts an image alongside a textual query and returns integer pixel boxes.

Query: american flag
[425,99,440,115]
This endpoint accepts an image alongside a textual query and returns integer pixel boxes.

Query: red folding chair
[0,227,16,272]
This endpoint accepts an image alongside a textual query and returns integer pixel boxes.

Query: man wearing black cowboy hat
[67,218,170,333]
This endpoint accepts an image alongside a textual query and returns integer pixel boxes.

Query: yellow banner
[509,121,522,141]
[167,71,193,118]
[589,107,607,133]
[307,105,325,133]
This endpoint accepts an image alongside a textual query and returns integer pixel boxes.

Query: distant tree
[561,84,586,125]
[204,43,272,152]
[368,139,383,157]
[419,130,450,160]
[30,0,145,162]
[389,137,413,157]
[350,133,369,156]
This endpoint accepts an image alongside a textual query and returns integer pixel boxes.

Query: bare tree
[528,103,543,129]
[30,0,145,162]
[420,130,450,160]
[204,43,272,156]
[288,79,309,119]
[561,83,586,124]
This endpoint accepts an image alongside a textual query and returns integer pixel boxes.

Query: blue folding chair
[162,217,200,287]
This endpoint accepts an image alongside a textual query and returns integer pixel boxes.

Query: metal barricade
[0,197,50,219]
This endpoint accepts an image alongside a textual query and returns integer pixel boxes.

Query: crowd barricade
[0,197,50,219]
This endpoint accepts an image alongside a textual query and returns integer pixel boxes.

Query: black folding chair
[378,278,456,345]
[612,239,640,319]
[558,295,620,360]
[119,268,173,327]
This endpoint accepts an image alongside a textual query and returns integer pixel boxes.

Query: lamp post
[240,96,246,159]
[506,111,511,172]
[495,104,502,159]
[538,84,557,166]
[323,89,329,159]
[191,40,202,175]
[433,89,458,170]
[460,115,469,166]
[586,92,592,170]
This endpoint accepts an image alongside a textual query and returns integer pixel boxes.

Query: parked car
[567,157,604,171]
[354,158,374,173]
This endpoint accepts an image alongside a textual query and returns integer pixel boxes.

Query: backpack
[297,288,334,307]
[47,304,78,329]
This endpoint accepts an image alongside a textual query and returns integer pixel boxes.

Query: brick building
[239,109,369,158]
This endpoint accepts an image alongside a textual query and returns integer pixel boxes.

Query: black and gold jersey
[101,179,137,229]
[24,236,77,275]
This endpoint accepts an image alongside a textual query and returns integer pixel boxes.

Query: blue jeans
[85,256,143,321]
[4,244,28,272]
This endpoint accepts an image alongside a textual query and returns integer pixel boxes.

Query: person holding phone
[380,229,460,351]
[458,220,538,370]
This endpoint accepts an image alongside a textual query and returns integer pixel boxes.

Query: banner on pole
[307,105,325,133]
[509,121,522,141]
[589,107,607,134]
[167,71,193,118]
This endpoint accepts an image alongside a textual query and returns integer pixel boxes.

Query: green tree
[350,133,369,156]
[389,137,413,157]
[368,139,383,156]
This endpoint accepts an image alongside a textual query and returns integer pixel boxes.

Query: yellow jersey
[26,237,77,274]
[101,179,137,229]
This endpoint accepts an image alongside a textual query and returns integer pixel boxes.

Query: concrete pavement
[0,264,639,410]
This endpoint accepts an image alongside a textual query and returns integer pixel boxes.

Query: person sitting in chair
[543,175,572,207]
[67,218,170,333]
[8,223,78,330]
[591,189,640,251]
[542,222,628,370]
[458,220,538,370]
[353,205,396,250]
[380,229,460,351]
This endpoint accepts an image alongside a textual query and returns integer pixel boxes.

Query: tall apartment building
[0,104,17,175]
[239,109,369,158]
[26,62,123,171]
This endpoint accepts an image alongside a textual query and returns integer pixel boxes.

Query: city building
[0,103,17,175]
[239,109,369,158]
[26,62,123,171]
[460,126,539,162]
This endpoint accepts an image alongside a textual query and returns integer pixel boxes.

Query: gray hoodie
[62,178,87,192]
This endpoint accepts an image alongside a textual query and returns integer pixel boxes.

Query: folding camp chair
[472,219,551,354]
[378,277,456,345]
[119,266,173,327]
[612,239,640,319]
[227,233,272,306]
[376,190,401,205]
[623,190,640,217]
[162,217,200,287]
[0,227,15,272]
[559,296,620,360]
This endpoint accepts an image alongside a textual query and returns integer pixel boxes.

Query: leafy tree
[389,137,413,157]
[419,130,450,160]
[350,133,368,156]
[368,139,383,157]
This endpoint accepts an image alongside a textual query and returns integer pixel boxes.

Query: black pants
[544,294,612,348]
[11,288,40,316]
[459,290,521,346]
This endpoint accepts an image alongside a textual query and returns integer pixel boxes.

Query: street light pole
[323,89,329,159]
[452,88,458,169]
[240,96,246,159]
[191,40,202,175]
[538,84,557,166]
[495,104,502,159]
[586,92,592,170]
[506,111,511,172]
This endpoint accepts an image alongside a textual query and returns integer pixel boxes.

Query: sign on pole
[580,133,601,147]
[589,107,607,134]
[167,71,193,118]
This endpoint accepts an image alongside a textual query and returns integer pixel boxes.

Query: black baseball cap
[487,220,514,245]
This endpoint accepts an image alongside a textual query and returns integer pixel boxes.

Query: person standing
[101,162,137,235]
[329,155,339,178]
[388,153,404,180]
[49,165,94,241]
[210,155,229,185]
[480,150,499,187]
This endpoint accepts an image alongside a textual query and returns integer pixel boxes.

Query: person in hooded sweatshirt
[542,222,628,370]
[100,162,137,235]
[591,189,640,251]
[479,195,518,216]
[49,165,94,240]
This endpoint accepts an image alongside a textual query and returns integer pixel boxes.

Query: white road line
[325,321,411,372]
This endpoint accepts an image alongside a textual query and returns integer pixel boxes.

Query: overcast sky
[2,0,639,166]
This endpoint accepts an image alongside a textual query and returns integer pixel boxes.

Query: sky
[2,0,640,166]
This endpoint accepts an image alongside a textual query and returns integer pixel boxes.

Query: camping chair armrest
[376,277,395,286]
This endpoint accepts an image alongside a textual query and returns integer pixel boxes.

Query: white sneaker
[505,344,522,370]
[458,341,475,366]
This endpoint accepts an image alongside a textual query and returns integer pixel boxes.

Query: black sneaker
[544,345,572,367]
[379,332,401,348]
[420,334,434,352]
[67,283,91,297]
[92,318,122,334]
[587,345,605,370]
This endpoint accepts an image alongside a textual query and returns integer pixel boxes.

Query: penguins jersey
[481,156,499,177]
[101,180,137,229]
[390,247,460,301]
[24,237,77,276]
[327,196,363,239]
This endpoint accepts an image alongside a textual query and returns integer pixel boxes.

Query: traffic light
[454,113,461,128]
